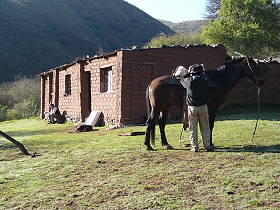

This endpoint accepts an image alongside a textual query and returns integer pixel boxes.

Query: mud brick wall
[120,45,228,124]
[57,63,84,122]
[84,52,123,126]
[224,63,280,106]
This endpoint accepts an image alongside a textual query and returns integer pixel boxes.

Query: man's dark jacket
[181,73,208,106]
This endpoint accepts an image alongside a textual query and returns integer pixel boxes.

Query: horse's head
[242,56,265,87]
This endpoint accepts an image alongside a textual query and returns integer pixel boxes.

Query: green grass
[0,106,279,210]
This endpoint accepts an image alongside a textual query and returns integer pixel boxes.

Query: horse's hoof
[165,144,174,150]
[147,146,154,151]
[210,144,216,149]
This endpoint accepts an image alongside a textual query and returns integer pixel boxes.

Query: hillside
[160,20,209,34]
[0,0,173,82]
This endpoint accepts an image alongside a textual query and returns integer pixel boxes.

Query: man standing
[174,64,214,152]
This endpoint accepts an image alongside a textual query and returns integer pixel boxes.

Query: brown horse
[144,56,265,150]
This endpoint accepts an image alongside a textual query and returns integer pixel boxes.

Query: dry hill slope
[0,0,173,82]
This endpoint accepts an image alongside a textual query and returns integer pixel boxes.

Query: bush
[0,76,40,121]
[146,32,203,48]
[23,94,40,116]
[0,105,8,121]
[7,109,23,120]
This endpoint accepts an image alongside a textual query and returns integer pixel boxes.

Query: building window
[100,67,112,93]
[65,74,71,96]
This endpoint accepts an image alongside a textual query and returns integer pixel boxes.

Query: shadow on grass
[164,104,279,124]
[1,128,64,139]
[152,144,280,154]
[216,104,280,121]
[0,144,18,150]
[217,144,280,153]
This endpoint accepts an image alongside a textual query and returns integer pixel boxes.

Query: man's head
[50,104,54,108]
[189,64,204,73]
[174,66,188,78]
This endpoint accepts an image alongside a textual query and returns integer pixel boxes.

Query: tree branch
[0,130,30,155]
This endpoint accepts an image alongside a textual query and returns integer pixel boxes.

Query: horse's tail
[145,83,151,123]
[145,82,156,146]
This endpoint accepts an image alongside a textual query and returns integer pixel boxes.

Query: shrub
[0,76,40,121]
[146,32,203,48]
[7,109,23,120]
[23,94,40,116]
[0,105,8,121]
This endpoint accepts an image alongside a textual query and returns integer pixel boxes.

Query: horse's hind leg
[158,109,174,150]
[145,109,158,151]
[145,124,155,151]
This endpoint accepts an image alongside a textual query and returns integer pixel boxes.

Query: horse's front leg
[158,111,173,150]
[208,114,216,148]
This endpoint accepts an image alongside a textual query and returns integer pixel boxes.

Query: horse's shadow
[157,144,280,153]
[216,144,280,153]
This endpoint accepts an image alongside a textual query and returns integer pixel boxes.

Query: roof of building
[40,44,226,76]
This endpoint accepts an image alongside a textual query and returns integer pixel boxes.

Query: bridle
[245,56,265,86]
[245,56,264,142]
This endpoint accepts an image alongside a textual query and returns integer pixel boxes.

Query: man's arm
[49,107,57,115]
[183,70,206,78]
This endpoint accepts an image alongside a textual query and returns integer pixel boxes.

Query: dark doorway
[87,71,92,114]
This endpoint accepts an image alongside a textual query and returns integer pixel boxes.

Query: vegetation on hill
[160,20,209,34]
[146,32,203,48]
[0,0,173,82]
[0,105,279,209]
[0,77,40,121]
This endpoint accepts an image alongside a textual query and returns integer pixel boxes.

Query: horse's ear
[241,56,248,64]
[245,56,256,65]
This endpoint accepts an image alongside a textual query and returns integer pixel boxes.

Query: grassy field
[0,105,279,210]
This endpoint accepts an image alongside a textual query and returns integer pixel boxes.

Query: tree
[202,0,280,58]
[204,0,222,20]
[0,131,30,155]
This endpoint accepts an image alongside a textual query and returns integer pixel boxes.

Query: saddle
[162,75,217,88]
[162,76,181,86]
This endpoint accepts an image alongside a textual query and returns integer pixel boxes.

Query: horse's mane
[216,57,244,71]
[206,57,245,87]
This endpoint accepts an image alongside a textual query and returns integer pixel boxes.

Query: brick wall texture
[41,45,280,126]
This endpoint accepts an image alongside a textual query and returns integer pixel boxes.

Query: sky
[124,0,206,23]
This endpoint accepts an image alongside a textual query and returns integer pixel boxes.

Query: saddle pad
[162,76,181,86]
[161,75,216,88]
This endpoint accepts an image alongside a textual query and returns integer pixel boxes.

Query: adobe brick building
[40,45,280,126]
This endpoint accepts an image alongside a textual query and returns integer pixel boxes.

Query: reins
[251,87,261,142]
[245,57,263,142]
[179,127,184,143]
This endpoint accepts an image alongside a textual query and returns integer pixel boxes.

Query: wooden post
[0,130,30,155]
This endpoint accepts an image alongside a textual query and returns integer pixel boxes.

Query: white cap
[174,66,188,78]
